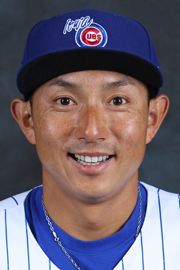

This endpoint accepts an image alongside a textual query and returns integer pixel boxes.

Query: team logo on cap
[75,23,107,47]
[63,16,108,48]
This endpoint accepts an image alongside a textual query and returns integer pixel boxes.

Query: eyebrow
[105,78,135,88]
[48,78,77,88]
[48,76,136,90]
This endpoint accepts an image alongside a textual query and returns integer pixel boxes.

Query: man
[0,8,179,270]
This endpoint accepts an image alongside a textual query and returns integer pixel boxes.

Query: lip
[70,152,114,157]
[68,154,114,175]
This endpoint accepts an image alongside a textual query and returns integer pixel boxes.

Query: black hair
[147,86,159,100]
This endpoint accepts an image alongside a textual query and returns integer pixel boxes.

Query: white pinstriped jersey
[0,182,179,270]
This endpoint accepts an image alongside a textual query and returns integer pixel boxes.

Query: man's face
[14,70,167,203]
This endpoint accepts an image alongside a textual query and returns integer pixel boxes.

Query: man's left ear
[146,94,169,144]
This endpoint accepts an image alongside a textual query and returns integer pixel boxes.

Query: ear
[10,98,36,144]
[146,94,169,144]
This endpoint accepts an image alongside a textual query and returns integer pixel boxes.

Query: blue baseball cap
[17,9,163,100]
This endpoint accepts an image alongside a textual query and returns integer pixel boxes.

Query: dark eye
[110,97,126,106]
[56,97,75,106]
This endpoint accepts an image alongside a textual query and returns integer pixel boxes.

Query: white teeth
[92,156,98,163]
[74,154,110,164]
[85,156,91,163]
[75,154,85,161]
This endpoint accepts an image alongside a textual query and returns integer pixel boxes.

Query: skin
[11,70,169,241]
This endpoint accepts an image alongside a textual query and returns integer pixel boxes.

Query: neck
[43,176,138,241]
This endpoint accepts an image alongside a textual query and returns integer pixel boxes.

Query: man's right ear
[10,98,36,144]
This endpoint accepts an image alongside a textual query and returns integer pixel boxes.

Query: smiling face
[11,70,169,204]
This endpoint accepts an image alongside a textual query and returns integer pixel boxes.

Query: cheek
[110,112,148,149]
[32,112,78,162]
[35,112,75,141]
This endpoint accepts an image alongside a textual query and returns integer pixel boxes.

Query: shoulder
[142,181,179,200]
[142,181,179,221]
[0,187,38,212]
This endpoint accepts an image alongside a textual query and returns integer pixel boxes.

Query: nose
[76,105,109,142]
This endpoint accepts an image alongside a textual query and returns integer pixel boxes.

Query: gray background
[0,0,180,200]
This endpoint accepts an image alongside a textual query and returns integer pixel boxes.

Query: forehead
[32,70,149,102]
[45,70,146,89]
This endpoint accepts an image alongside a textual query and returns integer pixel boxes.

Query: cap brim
[17,49,163,100]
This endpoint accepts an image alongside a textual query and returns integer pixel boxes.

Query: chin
[75,187,116,204]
